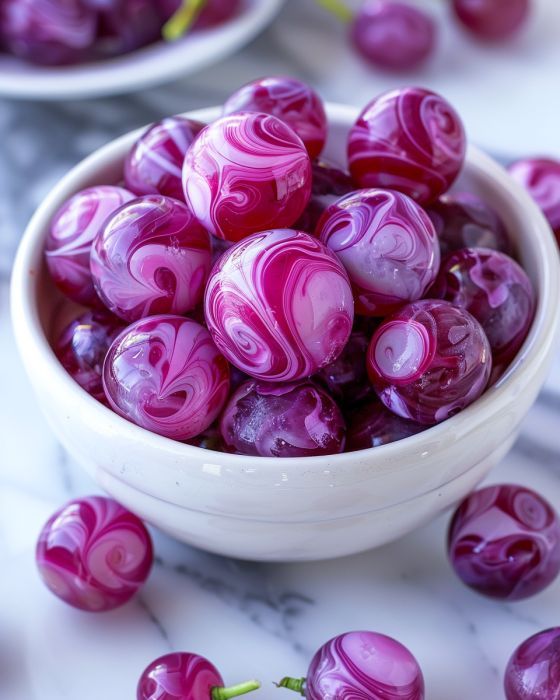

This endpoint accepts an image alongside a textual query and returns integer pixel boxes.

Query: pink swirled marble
[182,112,312,242]
[426,191,513,257]
[347,87,466,205]
[36,495,153,612]
[430,247,535,373]
[367,299,492,425]
[346,398,425,451]
[204,229,354,382]
[223,76,328,158]
[294,159,355,233]
[103,315,230,440]
[1,0,96,65]
[351,0,436,72]
[45,185,134,307]
[125,117,205,201]
[303,631,424,699]
[220,380,346,457]
[317,329,374,407]
[137,652,223,700]
[504,628,560,699]
[448,484,560,601]
[90,195,212,322]
[317,188,440,316]
[508,157,560,245]
[55,309,124,404]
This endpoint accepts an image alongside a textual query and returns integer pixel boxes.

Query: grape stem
[162,0,209,41]
[275,677,307,695]
[314,0,353,23]
[211,680,261,700]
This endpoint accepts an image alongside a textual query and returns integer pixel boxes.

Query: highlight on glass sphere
[504,628,560,700]
[36,495,153,612]
[447,483,560,601]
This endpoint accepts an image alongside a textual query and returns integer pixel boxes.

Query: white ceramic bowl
[11,104,560,562]
[0,0,283,100]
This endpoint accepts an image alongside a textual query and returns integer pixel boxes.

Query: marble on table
[2,3,560,698]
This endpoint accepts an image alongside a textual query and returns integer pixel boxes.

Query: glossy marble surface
[2,2,560,697]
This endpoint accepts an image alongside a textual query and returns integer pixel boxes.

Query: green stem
[162,0,209,41]
[211,680,261,700]
[314,0,353,23]
[275,677,306,695]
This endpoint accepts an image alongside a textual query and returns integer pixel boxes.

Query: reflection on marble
[2,2,560,697]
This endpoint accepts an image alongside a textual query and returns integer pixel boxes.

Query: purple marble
[348,87,466,205]
[452,0,530,41]
[316,329,373,407]
[96,0,162,57]
[45,185,134,308]
[125,117,205,201]
[279,631,424,699]
[0,0,96,65]
[509,157,560,245]
[137,652,223,700]
[223,76,328,158]
[351,0,436,72]
[317,188,440,316]
[430,247,535,372]
[448,484,560,601]
[294,159,355,233]
[90,195,212,322]
[346,398,425,451]
[103,315,230,441]
[182,112,312,242]
[426,192,513,257]
[36,496,153,612]
[220,380,346,457]
[54,309,124,404]
[204,229,354,382]
[367,299,492,425]
[505,628,560,699]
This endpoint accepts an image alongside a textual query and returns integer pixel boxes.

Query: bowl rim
[0,0,284,100]
[10,102,560,480]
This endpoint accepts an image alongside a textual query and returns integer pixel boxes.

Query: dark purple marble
[346,399,425,451]
[448,484,560,601]
[316,330,374,407]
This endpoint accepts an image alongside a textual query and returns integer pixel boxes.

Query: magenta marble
[220,380,346,457]
[55,309,124,404]
[0,0,96,65]
[347,87,466,205]
[36,495,153,612]
[182,112,312,242]
[452,0,530,41]
[346,398,425,451]
[294,159,355,233]
[204,229,354,382]
[90,195,212,322]
[351,0,436,72]
[103,315,230,441]
[45,185,134,307]
[125,117,205,201]
[316,329,373,407]
[426,191,513,257]
[430,247,535,372]
[279,630,424,699]
[508,157,560,244]
[137,652,223,700]
[223,76,328,158]
[367,299,492,425]
[317,188,440,316]
[504,628,560,699]
[448,484,560,600]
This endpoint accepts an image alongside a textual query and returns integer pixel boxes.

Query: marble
[2,6,560,698]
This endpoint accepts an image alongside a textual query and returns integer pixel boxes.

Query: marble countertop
[2,1,560,697]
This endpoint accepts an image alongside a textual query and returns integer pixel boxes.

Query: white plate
[0,0,284,100]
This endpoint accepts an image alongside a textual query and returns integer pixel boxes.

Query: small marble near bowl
[11,104,560,562]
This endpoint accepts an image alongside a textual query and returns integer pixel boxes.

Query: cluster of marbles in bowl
[45,77,535,459]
